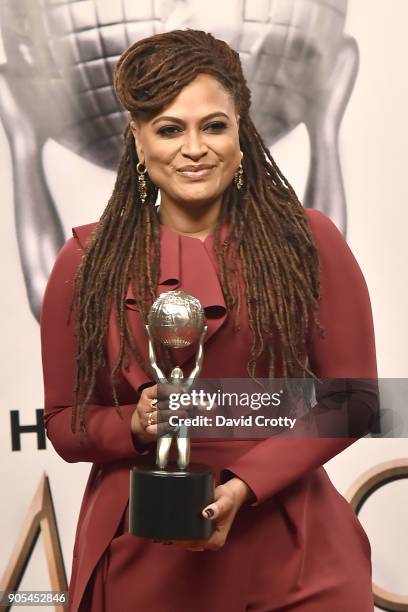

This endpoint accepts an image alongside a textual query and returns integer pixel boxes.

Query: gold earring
[234,151,244,190]
[136,162,148,203]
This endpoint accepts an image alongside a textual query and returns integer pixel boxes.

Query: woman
[40,30,378,612]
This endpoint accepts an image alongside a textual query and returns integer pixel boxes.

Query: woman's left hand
[163,477,255,552]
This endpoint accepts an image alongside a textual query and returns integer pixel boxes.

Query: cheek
[144,149,173,186]
[221,135,241,164]
[222,144,241,178]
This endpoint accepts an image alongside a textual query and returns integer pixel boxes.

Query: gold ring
[147,412,155,427]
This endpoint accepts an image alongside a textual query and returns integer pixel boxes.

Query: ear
[130,120,144,164]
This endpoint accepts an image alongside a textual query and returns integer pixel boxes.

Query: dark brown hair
[70,29,324,433]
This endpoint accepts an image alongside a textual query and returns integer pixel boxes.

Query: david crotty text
[167,415,297,429]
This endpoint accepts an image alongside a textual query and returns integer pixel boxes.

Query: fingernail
[204,508,214,518]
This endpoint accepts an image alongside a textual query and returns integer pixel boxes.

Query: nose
[180,129,208,160]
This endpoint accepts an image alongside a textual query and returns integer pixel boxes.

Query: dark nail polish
[204,508,214,518]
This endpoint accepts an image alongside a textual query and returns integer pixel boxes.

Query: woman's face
[130,73,241,211]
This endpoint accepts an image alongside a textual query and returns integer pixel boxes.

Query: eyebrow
[151,111,230,126]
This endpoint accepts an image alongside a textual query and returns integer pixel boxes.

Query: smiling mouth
[176,166,215,180]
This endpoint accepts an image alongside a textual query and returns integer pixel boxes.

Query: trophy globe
[148,290,205,349]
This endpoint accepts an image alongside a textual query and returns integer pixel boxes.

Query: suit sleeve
[40,236,151,464]
[220,209,379,505]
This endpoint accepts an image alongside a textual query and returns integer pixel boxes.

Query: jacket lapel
[123,223,228,381]
[72,220,229,391]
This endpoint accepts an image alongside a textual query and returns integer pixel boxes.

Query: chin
[183,195,219,208]
[175,188,221,207]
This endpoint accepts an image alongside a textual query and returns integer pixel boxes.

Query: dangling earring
[136,162,148,203]
[234,151,244,190]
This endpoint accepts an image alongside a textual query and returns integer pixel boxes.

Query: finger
[190,531,226,552]
[142,410,159,437]
[203,506,216,520]
[146,410,158,427]
[139,397,159,419]
[139,395,158,418]
[175,535,221,551]
[160,399,193,417]
[158,382,185,401]
[145,409,179,435]
[202,494,233,521]
[142,384,158,400]
[145,411,180,436]
[142,398,158,414]
[155,399,177,413]
[202,536,226,551]
[142,407,188,435]
[157,408,189,424]
[148,397,159,410]
[145,424,158,436]
[143,397,187,417]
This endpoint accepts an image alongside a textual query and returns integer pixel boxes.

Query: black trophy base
[129,459,214,540]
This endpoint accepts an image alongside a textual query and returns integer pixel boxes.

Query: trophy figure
[146,290,208,470]
[129,290,215,540]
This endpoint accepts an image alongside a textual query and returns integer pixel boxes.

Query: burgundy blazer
[40,209,378,612]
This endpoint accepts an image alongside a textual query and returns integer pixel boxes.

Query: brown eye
[157,126,181,136]
[205,122,227,132]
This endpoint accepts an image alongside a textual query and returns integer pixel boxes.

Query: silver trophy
[146,290,207,470]
[129,290,214,540]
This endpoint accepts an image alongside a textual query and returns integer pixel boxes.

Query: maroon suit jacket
[40,209,378,612]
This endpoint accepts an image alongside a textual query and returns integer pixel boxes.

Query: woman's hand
[168,478,255,552]
[130,384,159,446]
[130,383,190,447]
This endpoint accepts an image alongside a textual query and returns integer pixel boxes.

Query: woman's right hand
[130,383,190,447]
[130,384,159,446]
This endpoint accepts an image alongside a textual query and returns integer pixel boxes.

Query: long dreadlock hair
[69,29,324,434]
